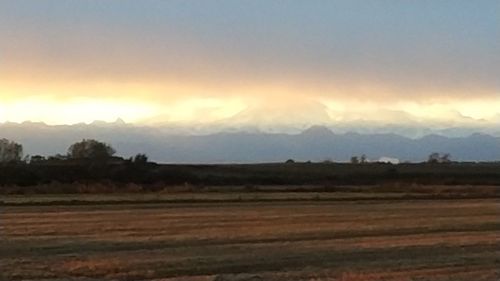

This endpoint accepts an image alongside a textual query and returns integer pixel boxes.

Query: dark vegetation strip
[7,210,498,227]
[2,193,500,206]
[49,243,500,279]
[2,162,500,193]
[3,222,499,257]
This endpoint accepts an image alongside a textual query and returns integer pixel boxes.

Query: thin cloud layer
[0,1,498,125]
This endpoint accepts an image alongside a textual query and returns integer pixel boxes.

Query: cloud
[224,99,331,128]
[0,1,498,125]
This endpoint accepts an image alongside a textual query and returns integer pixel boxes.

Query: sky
[0,0,499,126]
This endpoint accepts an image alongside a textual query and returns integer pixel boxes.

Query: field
[1,193,499,281]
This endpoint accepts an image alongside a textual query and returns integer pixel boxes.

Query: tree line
[1,137,500,191]
[0,138,158,189]
[0,138,147,164]
[2,137,455,165]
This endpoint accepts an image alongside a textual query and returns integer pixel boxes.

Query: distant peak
[90,120,108,126]
[21,120,47,126]
[114,118,127,125]
[421,133,447,139]
[0,120,48,127]
[300,125,334,136]
[468,132,493,138]
[90,118,127,126]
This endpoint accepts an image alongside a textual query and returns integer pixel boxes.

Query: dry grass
[1,194,499,281]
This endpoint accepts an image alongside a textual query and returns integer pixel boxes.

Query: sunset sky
[1,0,499,126]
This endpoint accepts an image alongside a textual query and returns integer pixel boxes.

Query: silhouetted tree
[428,152,440,163]
[427,152,452,164]
[351,155,368,164]
[0,139,23,163]
[30,155,46,163]
[68,139,116,160]
[133,153,148,164]
[441,153,451,163]
[322,158,334,164]
[350,156,360,164]
[360,154,367,163]
[47,154,67,161]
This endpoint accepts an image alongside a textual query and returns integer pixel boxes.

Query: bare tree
[0,139,23,163]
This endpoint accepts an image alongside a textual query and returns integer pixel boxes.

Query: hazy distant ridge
[1,122,499,163]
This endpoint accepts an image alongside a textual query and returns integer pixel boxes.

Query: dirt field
[1,195,499,281]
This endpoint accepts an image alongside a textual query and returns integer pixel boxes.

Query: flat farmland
[1,195,499,281]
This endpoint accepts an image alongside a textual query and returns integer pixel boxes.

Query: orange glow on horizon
[1,78,499,125]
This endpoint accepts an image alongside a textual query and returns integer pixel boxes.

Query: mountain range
[1,121,499,163]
